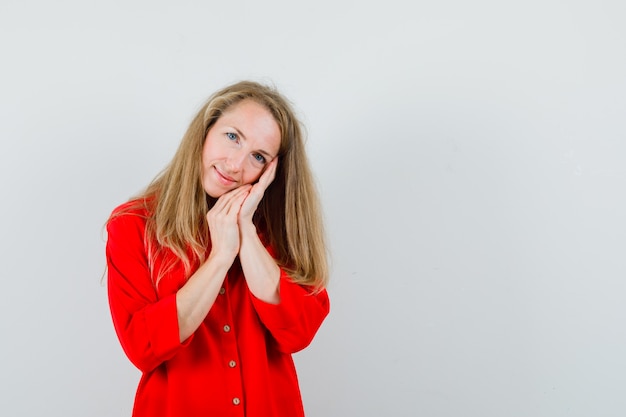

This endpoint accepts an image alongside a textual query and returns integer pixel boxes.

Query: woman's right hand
[176,185,251,343]
[206,185,251,261]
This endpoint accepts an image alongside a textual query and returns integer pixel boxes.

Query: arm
[237,158,281,303]
[106,211,187,373]
[238,223,280,303]
[174,253,231,342]
[176,186,250,341]
[250,271,330,353]
[238,222,330,353]
[237,159,330,352]
[107,188,249,371]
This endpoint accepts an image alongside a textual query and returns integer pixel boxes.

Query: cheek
[201,132,220,162]
[242,168,264,185]
[200,142,209,167]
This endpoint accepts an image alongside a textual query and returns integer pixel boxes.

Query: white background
[1,1,625,416]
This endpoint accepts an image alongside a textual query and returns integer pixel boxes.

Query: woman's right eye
[226,132,238,141]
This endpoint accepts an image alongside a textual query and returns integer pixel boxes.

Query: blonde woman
[106,81,329,417]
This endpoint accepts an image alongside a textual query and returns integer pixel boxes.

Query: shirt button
[219,287,226,295]
[232,397,241,406]
[229,360,236,368]
[223,325,231,333]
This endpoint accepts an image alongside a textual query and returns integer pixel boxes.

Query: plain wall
[1,1,625,416]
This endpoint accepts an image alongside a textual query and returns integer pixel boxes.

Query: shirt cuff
[249,269,305,329]
[144,293,193,359]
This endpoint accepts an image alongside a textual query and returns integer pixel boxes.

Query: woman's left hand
[238,157,278,226]
[237,157,281,303]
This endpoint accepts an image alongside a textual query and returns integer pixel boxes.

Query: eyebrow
[232,127,276,159]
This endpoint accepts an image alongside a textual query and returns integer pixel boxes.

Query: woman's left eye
[226,132,238,141]
[253,153,266,164]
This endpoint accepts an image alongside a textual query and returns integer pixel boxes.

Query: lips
[214,167,237,186]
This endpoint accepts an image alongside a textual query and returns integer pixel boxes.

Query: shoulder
[106,198,152,236]
[111,198,152,217]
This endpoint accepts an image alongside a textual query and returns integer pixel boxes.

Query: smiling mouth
[214,167,236,185]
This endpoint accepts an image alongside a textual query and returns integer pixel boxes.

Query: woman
[106,80,330,417]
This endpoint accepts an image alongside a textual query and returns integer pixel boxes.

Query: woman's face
[201,99,281,198]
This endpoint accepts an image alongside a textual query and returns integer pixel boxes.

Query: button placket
[220,274,243,412]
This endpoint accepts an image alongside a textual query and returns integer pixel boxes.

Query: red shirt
[106,201,330,417]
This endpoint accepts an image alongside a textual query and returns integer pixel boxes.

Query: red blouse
[106,201,330,417]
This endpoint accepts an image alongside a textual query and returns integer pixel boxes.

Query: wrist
[239,221,258,238]
[207,249,237,268]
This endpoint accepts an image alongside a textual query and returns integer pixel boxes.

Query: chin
[203,185,225,199]
[207,191,225,199]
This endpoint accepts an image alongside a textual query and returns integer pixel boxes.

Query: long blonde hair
[112,81,328,289]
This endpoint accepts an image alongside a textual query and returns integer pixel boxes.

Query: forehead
[220,100,278,132]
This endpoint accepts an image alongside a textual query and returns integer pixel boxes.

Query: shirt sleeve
[106,211,192,373]
[249,268,330,354]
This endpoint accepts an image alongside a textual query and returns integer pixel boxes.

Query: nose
[226,149,246,172]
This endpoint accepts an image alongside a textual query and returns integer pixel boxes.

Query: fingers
[206,186,251,259]
[237,158,278,219]
[207,186,250,229]
[225,186,250,214]
[227,187,250,216]
[258,158,278,190]
[211,185,251,214]
[245,158,278,204]
[209,158,278,227]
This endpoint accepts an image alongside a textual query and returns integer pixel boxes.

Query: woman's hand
[177,186,250,343]
[237,158,281,304]
[206,185,251,261]
[239,158,278,227]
